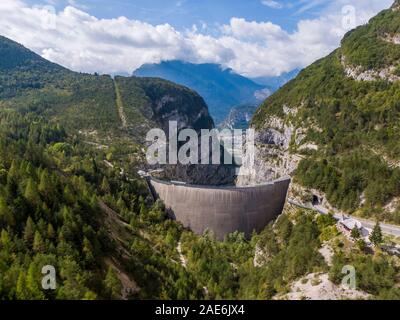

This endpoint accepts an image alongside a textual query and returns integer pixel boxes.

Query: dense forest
[0,109,398,299]
[0,108,398,300]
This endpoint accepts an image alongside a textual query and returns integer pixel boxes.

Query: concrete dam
[148,177,291,240]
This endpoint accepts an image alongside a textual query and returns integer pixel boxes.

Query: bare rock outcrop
[236,114,304,186]
[341,55,400,82]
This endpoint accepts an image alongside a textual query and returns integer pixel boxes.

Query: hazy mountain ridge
[251,69,300,91]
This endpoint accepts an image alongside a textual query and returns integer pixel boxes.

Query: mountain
[0,36,215,139]
[239,0,400,224]
[133,60,270,124]
[218,104,258,130]
[251,69,300,90]
[0,35,236,183]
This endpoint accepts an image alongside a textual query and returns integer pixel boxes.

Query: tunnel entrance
[312,195,322,206]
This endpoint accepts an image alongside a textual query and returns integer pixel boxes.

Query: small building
[337,217,370,241]
[337,217,362,235]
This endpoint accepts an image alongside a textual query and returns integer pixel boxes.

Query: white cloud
[261,0,284,9]
[0,0,394,77]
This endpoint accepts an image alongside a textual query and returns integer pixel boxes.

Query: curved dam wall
[148,177,291,240]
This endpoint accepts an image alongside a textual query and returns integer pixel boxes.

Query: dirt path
[104,257,139,299]
[113,79,127,128]
[98,200,140,298]
[83,141,108,149]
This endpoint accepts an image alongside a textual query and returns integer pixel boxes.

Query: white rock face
[341,55,400,82]
[236,115,302,186]
[281,273,370,300]
[382,33,400,44]
[253,243,272,267]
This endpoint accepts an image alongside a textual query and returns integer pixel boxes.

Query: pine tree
[24,216,35,245]
[7,160,18,183]
[16,271,27,300]
[38,170,52,197]
[0,229,10,249]
[33,231,45,253]
[104,267,121,299]
[369,221,383,246]
[351,227,361,240]
[0,196,14,227]
[101,177,111,194]
[83,291,97,300]
[139,196,147,216]
[47,223,55,240]
[82,237,95,265]
[26,263,45,300]
[5,164,18,201]
[116,197,126,212]
[356,239,367,251]
[24,178,40,205]
[63,185,75,204]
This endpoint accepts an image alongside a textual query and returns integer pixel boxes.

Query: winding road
[288,199,400,237]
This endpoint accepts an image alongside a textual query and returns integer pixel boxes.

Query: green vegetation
[253,3,400,222]
[294,152,400,218]
[0,108,368,300]
[0,34,221,300]
[178,211,328,299]
[0,35,214,147]
[0,109,204,299]
[351,227,361,240]
[115,76,215,132]
[369,222,384,246]
[330,251,400,298]
[0,111,397,300]
[341,7,400,70]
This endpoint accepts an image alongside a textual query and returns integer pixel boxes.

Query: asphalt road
[287,199,400,237]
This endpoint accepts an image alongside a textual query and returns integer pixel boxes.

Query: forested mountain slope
[0,36,214,144]
[248,0,400,223]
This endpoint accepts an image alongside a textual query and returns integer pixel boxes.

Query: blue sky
[1,0,394,77]
[27,0,332,33]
